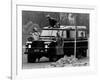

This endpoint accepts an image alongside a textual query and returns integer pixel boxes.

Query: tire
[49,56,57,62]
[27,53,36,63]
[49,57,54,62]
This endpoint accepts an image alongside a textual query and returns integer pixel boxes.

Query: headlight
[28,45,31,48]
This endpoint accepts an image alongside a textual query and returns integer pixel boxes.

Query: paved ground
[23,62,53,69]
[22,54,89,69]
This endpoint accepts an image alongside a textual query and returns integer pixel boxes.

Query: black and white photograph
[10,1,97,79]
[0,0,99,80]
[22,11,89,69]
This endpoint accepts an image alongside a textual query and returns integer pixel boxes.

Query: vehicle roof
[43,26,87,30]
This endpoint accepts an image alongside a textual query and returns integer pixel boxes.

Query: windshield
[40,30,58,37]
[40,29,67,38]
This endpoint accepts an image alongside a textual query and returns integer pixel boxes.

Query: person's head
[56,30,60,37]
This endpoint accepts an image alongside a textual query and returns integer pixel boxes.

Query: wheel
[27,53,36,63]
[49,56,57,62]
[82,49,87,57]
[49,57,54,62]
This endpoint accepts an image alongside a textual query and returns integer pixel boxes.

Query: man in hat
[46,15,58,28]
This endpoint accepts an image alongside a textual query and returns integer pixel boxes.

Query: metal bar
[64,40,88,43]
